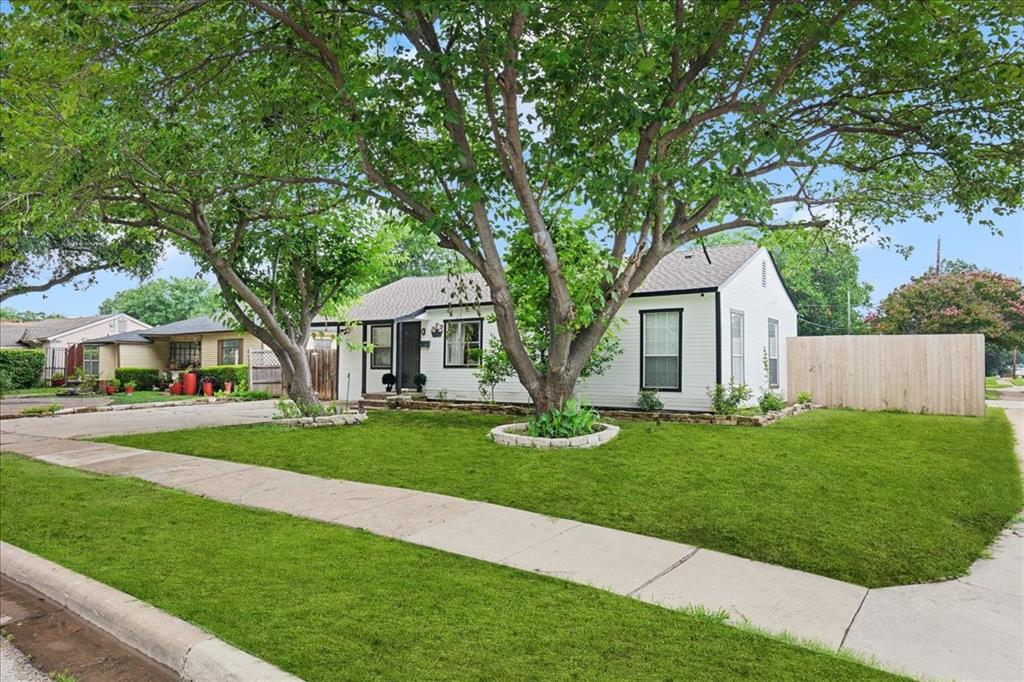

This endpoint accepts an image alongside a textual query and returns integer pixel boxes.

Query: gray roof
[0,323,29,347]
[86,331,153,345]
[0,314,126,346]
[338,244,759,322]
[139,315,234,336]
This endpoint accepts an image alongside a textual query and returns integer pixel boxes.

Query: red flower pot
[51,378,65,387]
[105,384,116,395]
[202,381,214,397]
[124,386,135,395]
[183,372,198,396]
[170,382,183,396]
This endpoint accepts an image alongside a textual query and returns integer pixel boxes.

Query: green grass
[109,390,195,405]
[986,390,999,400]
[18,402,61,415]
[101,408,1023,588]
[0,455,900,681]
[0,386,62,397]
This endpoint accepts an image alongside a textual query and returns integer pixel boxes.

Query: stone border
[0,396,264,420]
[489,422,620,448]
[274,411,368,427]
[0,541,299,681]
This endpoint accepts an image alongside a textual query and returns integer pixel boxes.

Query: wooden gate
[247,348,336,399]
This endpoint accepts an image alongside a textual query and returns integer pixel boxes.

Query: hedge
[198,364,248,390]
[0,349,44,390]
[114,367,160,391]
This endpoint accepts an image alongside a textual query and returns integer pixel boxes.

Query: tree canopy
[98,278,225,327]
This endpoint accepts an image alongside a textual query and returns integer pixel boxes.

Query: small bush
[114,367,160,391]
[413,373,427,388]
[382,373,397,391]
[0,370,13,394]
[20,402,60,415]
[528,397,599,438]
[274,399,339,419]
[230,389,271,401]
[0,348,44,389]
[758,391,786,414]
[636,390,664,412]
[796,390,813,405]
[199,365,247,390]
[707,383,752,416]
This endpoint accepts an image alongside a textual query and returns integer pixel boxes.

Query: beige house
[86,316,267,380]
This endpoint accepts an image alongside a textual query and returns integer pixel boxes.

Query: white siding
[717,248,798,400]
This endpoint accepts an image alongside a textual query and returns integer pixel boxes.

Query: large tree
[13,1,1024,412]
[99,277,226,327]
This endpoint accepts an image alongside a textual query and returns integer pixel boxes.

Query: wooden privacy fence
[786,334,985,417]
[247,348,337,400]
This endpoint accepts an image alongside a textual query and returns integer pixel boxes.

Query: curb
[0,542,300,681]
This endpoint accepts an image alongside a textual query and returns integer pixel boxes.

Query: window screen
[768,319,779,388]
[369,325,392,369]
[642,310,681,390]
[730,311,744,384]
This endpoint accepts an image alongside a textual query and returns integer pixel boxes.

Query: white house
[316,244,797,411]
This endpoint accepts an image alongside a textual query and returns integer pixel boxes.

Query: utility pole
[847,288,852,335]
[935,237,942,275]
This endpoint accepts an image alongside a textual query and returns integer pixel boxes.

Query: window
[218,338,242,365]
[768,319,779,388]
[369,324,392,369]
[641,310,682,391]
[444,319,482,367]
[169,341,201,370]
[730,311,745,384]
[83,345,100,376]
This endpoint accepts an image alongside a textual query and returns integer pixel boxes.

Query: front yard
[0,455,899,681]
[101,408,1022,588]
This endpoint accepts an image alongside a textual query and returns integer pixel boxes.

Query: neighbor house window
[730,311,745,384]
[83,345,100,376]
[444,319,482,367]
[641,309,682,391]
[218,338,242,365]
[768,319,779,388]
[369,324,392,369]
[169,341,201,370]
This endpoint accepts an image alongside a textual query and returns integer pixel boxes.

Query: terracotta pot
[224,382,233,394]
[51,378,65,387]
[183,372,198,395]
[202,380,214,397]
[170,382,183,396]
[124,386,135,395]
[105,384,116,395]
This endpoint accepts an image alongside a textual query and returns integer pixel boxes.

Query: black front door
[398,322,421,390]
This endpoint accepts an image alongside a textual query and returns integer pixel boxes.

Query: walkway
[2,402,1021,681]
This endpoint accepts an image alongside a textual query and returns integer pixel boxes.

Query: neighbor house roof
[334,244,760,322]
[0,314,131,347]
[85,331,153,345]
[138,315,234,336]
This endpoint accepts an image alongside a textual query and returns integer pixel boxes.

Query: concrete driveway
[0,400,277,439]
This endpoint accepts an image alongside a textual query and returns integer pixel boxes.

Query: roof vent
[761,260,767,287]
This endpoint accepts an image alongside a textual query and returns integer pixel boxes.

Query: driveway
[0,400,277,438]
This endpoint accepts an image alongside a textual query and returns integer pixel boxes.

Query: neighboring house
[84,315,268,380]
[315,244,797,411]
[0,314,149,378]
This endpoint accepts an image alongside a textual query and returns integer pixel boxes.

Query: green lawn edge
[97,408,1023,588]
[0,454,901,681]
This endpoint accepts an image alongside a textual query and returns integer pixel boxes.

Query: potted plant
[182,365,198,395]
[382,373,397,391]
[201,376,215,397]
[123,381,136,395]
[51,372,65,388]
[105,380,119,396]
[414,373,427,391]
[170,380,183,395]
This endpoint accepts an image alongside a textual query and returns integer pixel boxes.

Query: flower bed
[489,422,619,448]
[275,412,368,428]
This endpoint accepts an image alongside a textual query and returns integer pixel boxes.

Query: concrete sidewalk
[2,401,1022,680]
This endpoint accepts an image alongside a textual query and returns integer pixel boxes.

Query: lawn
[109,390,195,405]
[100,408,1023,588]
[0,386,62,397]
[0,455,900,681]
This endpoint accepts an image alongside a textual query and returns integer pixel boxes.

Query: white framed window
[369,324,392,369]
[641,309,682,391]
[768,319,779,388]
[83,345,100,376]
[730,311,745,384]
[444,319,482,367]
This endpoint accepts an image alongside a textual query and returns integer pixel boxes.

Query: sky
[6,206,1021,318]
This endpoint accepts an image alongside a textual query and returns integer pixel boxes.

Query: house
[315,244,797,411]
[0,313,149,378]
[83,315,268,380]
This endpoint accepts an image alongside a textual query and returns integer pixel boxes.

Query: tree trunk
[528,370,582,415]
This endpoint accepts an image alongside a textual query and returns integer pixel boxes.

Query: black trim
[715,292,722,385]
[395,322,404,393]
[639,308,683,392]
[367,323,393,370]
[360,324,367,395]
[630,286,717,299]
[442,318,483,368]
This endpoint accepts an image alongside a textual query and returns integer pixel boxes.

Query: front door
[398,322,421,390]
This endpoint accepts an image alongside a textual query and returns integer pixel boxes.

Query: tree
[98,278,226,327]
[0,308,63,322]
[15,1,1024,413]
[869,271,1024,354]
[379,230,473,285]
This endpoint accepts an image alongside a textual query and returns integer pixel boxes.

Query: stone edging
[275,411,368,427]
[489,422,620,448]
[0,396,266,421]
[0,541,299,681]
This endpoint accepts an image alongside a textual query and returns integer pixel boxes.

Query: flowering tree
[870,272,1024,353]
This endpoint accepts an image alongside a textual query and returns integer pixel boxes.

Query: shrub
[0,348,44,389]
[636,389,664,412]
[707,383,752,416]
[231,389,271,401]
[413,373,427,389]
[758,391,786,414]
[0,370,14,394]
[114,367,160,391]
[19,402,61,415]
[382,373,397,391]
[199,364,247,390]
[797,390,813,405]
[274,399,338,419]
[527,397,599,438]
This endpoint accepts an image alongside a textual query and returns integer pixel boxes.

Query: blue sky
[6,206,1020,317]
